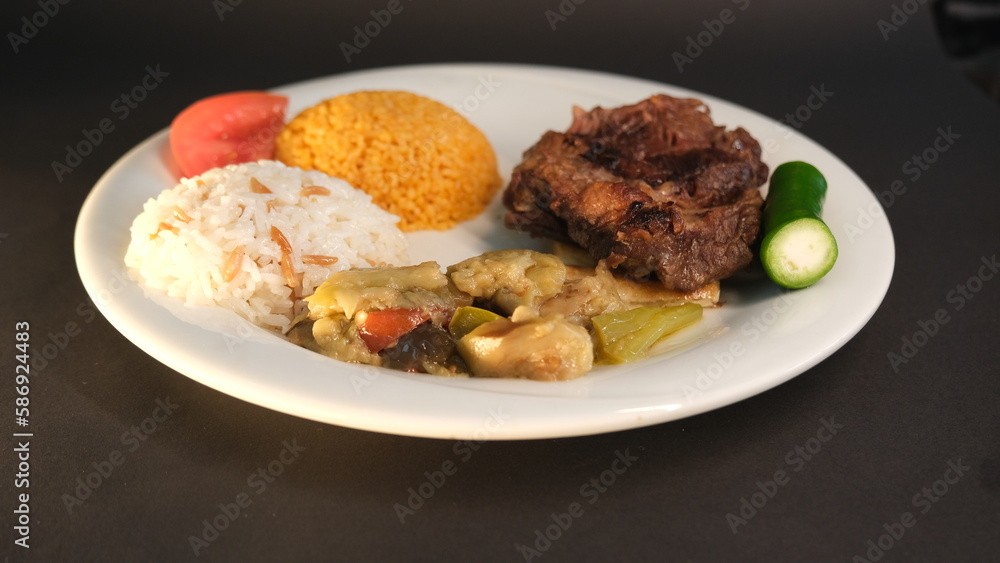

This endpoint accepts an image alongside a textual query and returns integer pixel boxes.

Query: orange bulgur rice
[275,91,502,231]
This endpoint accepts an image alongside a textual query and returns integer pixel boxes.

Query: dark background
[2,0,999,561]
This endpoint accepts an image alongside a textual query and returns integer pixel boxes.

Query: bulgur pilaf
[275,91,501,231]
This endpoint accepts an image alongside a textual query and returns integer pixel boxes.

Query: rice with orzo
[124,160,409,332]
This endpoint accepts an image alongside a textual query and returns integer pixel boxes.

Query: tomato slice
[169,91,288,178]
[357,308,432,353]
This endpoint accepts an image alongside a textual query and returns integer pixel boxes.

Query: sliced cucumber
[760,162,838,289]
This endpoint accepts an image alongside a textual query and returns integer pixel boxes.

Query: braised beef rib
[503,95,768,292]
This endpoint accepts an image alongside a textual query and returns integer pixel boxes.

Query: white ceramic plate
[74,64,894,440]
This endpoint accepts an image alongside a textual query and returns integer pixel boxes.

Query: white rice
[124,160,409,332]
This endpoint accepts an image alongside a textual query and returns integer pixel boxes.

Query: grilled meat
[502,95,768,292]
